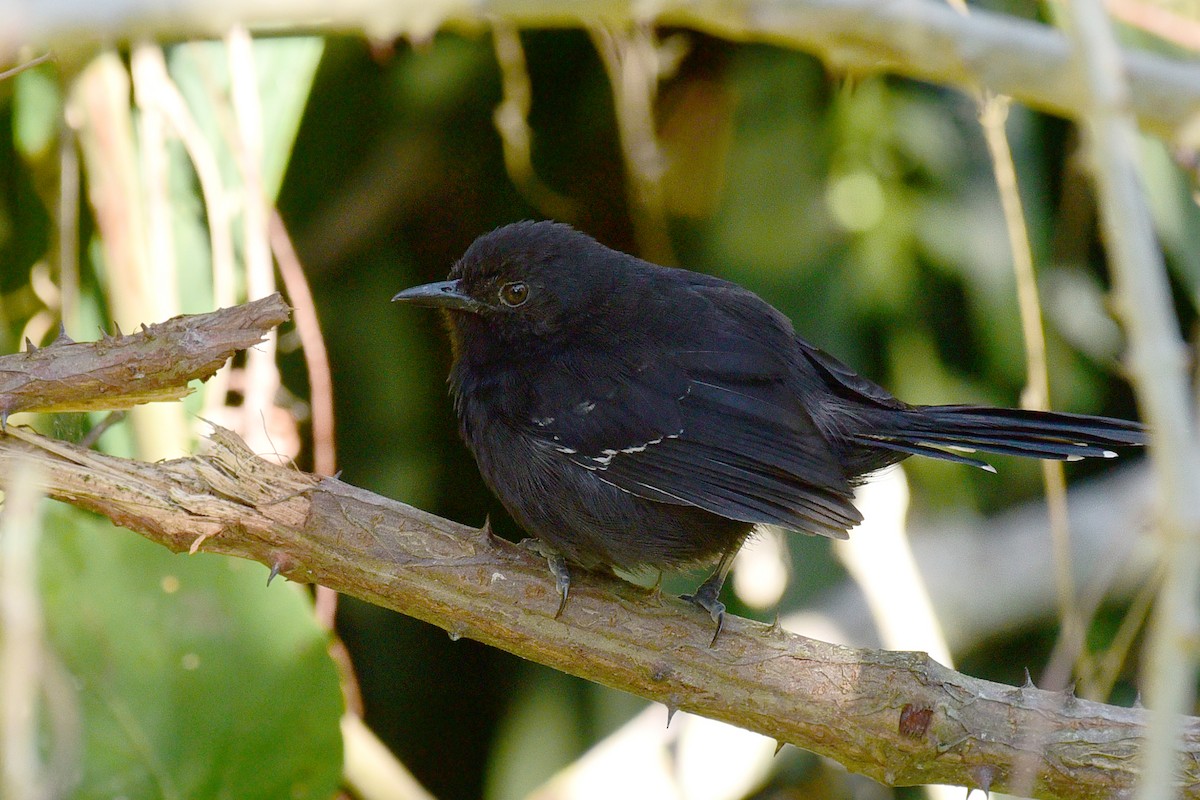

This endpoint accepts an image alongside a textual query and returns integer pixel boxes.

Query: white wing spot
[573,400,597,415]
[621,435,664,454]
[583,436,671,469]
[532,415,555,427]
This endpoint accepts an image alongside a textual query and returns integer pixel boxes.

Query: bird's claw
[644,571,666,606]
[548,554,570,618]
[517,539,572,617]
[682,580,726,647]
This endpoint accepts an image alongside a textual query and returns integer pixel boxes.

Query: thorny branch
[0,294,289,421]
[0,299,1194,800]
[0,425,1194,799]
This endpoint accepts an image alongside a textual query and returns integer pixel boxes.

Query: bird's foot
[682,574,726,647]
[548,554,570,618]
[519,539,571,618]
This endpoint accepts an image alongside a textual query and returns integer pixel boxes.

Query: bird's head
[393,220,627,358]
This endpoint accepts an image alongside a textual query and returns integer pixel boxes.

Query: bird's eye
[498,281,530,307]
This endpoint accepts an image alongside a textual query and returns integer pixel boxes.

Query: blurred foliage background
[0,4,1196,798]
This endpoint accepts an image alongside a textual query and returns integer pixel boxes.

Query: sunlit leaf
[13,65,61,162]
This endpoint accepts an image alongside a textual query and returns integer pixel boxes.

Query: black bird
[393,220,1145,642]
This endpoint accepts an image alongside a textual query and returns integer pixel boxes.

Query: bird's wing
[530,332,861,538]
[794,338,904,409]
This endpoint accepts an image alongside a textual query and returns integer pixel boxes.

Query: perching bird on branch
[393,220,1145,643]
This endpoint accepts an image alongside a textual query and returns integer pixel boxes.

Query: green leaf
[168,37,325,202]
[13,64,61,162]
[160,36,324,324]
[39,505,343,800]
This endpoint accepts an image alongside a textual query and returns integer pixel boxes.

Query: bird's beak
[392,280,486,313]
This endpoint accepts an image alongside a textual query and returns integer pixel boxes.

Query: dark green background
[2,19,1190,799]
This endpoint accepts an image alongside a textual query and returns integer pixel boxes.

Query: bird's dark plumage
[393,220,1146,636]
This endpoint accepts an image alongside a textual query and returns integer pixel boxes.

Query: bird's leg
[682,546,739,647]
[519,538,571,618]
[644,569,665,606]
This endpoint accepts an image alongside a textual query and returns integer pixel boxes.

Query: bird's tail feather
[851,405,1146,472]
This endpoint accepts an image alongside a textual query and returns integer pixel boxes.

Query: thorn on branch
[480,514,497,545]
[968,764,996,794]
[189,531,213,554]
[267,553,298,585]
